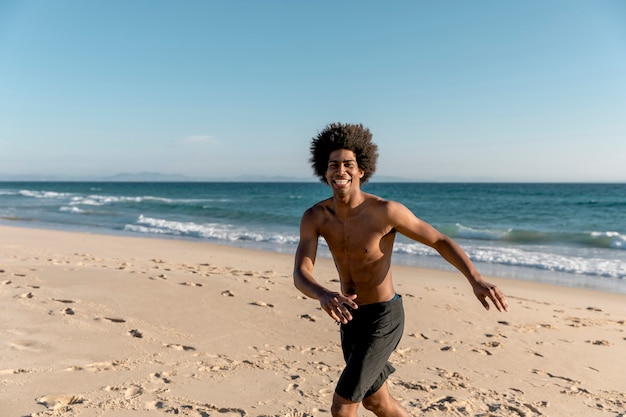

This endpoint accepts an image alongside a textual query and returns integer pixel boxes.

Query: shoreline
[3,220,625,296]
[1,225,625,416]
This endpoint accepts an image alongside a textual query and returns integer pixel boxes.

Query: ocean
[1,182,625,294]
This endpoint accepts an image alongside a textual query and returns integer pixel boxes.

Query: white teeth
[334,180,349,185]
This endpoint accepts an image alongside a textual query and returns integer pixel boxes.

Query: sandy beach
[1,225,625,417]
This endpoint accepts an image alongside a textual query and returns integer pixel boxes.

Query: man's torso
[313,194,397,305]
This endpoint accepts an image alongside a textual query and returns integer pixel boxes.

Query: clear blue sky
[1,1,625,182]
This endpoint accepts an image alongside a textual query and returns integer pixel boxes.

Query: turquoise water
[1,182,624,293]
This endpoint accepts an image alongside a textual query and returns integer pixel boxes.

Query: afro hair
[309,122,379,184]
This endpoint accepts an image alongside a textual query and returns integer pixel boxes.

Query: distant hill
[0,172,493,183]
[0,172,315,182]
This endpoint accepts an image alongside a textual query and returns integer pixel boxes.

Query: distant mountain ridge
[0,172,316,182]
[0,172,487,182]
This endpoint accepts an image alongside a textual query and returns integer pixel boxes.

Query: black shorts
[335,294,404,402]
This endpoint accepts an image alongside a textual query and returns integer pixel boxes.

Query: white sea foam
[69,195,170,206]
[454,223,508,240]
[20,190,71,199]
[592,231,626,249]
[394,242,625,279]
[60,206,84,214]
[125,215,299,245]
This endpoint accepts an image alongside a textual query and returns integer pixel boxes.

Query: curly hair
[309,122,379,184]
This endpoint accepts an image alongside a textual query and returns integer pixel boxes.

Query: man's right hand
[319,291,358,324]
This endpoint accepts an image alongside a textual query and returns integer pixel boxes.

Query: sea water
[1,182,624,293]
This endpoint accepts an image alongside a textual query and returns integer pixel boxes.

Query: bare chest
[319,213,394,261]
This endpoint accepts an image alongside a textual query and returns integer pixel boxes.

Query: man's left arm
[389,201,509,312]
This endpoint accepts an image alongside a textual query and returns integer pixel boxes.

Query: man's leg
[331,392,360,417]
[361,382,410,417]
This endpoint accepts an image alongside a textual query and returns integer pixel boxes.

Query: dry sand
[1,225,625,416]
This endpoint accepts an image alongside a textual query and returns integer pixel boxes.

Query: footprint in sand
[17,292,34,299]
[150,371,173,384]
[318,387,335,397]
[124,385,143,399]
[532,369,580,384]
[85,361,120,372]
[222,290,235,297]
[397,379,437,392]
[7,340,45,352]
[285,382,304,396]
[145,400,166,410]
[62,307,75,315]
[180,281,203,287]
[128,329,143,338]
[300,314,317,322]
[36,394,83,408]
[164,343,196,351]
[250,301,274,308]
[422,395,460,412]
[0,368,31,375]
[485,332,508,339]
[587,339,612,346]
[52,298,75,304]
[103,317,126,323]
[104,382,146,400]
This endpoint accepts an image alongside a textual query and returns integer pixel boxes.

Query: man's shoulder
[299,199,333,231]
[303,198,333,216]
[364,193,400,209]
[362,195,409,221]
[364,192,387,203]
[311,197,333,209]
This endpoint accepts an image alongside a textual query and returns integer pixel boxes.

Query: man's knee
[363,391,408,417]
[362,394,386,414]
[331,393,358,417]
[362,383,397,415]
[331,404,352,417]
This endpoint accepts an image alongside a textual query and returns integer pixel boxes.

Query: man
[293,122,509,417]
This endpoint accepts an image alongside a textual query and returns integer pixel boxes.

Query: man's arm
[389,201,509,312]
[293,209,358,323]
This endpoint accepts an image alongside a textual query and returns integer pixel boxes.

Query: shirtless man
[293,123,509,417]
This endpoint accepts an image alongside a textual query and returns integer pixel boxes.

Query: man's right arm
[293,209,358,323]
[293,209,325,298]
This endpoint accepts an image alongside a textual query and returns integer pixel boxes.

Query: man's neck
[332,189,366,215]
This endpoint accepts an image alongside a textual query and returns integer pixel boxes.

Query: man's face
[325,149,364,192]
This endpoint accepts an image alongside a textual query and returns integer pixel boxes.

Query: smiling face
[325,149,365,193]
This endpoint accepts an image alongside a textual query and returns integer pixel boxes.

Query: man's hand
[472,280,509,312]
[319,291,358,324]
